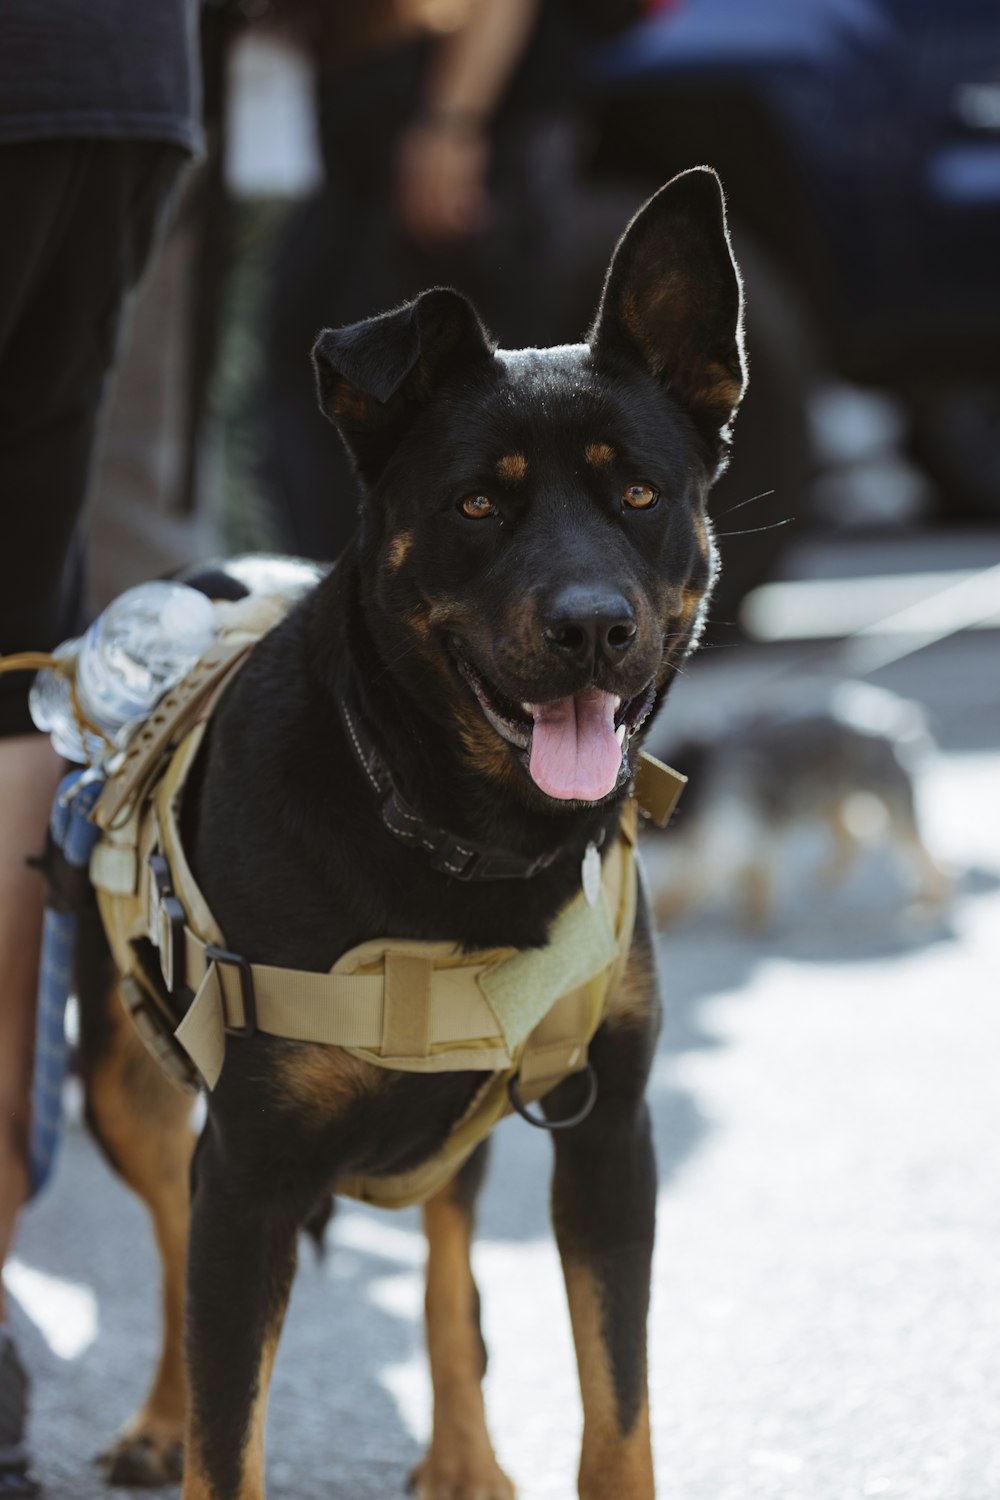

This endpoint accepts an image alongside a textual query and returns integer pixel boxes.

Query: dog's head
[313,168,746,810]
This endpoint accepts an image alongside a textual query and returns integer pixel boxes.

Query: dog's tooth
[521,702,534,717]
[613,696,622,710]
[615,724,626,746]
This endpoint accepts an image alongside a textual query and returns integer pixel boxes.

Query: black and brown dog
[74,168,746,1499]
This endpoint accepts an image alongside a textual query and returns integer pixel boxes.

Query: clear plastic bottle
[29,581,217,765]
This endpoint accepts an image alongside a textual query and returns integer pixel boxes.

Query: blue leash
[27,771,104,1199]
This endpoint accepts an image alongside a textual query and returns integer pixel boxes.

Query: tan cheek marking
[495,452,527,483]
[387,532,413,571]
[455,704,521,790]
[679,584,705,631]
[693,512,708,556]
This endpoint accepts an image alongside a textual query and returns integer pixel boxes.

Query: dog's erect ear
[313,287,494,480]
[590,168,746,467]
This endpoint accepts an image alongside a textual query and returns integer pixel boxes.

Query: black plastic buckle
[148,854,186,993]
[205,944,257,1037]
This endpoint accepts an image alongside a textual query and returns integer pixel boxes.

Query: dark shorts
[0,138,185,737]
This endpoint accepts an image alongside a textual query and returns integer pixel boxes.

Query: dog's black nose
[543,586,637,667]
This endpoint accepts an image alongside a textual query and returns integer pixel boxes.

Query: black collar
[337,690,580,882]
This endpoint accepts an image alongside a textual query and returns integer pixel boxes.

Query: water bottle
[30,581,217,765]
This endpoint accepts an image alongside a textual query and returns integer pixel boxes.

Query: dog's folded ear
[590,167,747,471]
[313,287,494,480]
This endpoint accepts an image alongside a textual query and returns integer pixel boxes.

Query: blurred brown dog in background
[646,680,950,931]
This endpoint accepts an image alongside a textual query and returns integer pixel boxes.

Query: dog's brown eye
[459,494,496,520]
[624,483,659,510]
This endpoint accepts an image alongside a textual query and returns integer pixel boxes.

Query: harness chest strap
[92,733,660,1097]
[88,605,685,1094]
[133,718,636,1090]
[337,811,640,1209]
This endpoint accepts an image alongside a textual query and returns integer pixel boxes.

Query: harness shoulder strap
[92,637,255,833]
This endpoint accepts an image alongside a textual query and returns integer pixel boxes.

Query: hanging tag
[582,842,602,907]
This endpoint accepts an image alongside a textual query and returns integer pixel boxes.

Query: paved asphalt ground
[8,534,1000,1500]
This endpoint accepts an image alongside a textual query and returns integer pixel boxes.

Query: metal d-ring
[508,1063,598,1132]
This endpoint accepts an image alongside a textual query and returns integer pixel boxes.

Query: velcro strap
[478,885,617,1052]
[382,953,432,1058]
[173,935,508,1090]
[175,961,391,1088]
[517,986,590,1095]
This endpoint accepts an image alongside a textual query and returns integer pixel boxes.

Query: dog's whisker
[716,519,791,543]
[715,517,794,539]
[367,639,424,685]
[711,487,776,519]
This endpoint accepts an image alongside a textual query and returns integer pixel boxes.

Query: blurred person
[0,3,201,1492]
[258,0,594,559]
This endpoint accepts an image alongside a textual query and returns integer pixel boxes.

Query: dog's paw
[97,1422,184,1487]
[408,1454,516,1500]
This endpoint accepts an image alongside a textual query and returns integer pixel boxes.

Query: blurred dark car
[581,0,1000,609]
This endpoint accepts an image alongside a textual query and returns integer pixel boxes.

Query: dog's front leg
[413,1142,515,1500]
[545,1029,657,1500]
[181,1127,300,1500]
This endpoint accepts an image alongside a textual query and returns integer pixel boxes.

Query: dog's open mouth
[452,647,656,802]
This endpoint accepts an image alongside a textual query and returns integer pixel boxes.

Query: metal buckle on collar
[147,854,186,993]
[205,944,257,1037]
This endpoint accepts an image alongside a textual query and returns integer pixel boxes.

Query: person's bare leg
[0,733,63,1312]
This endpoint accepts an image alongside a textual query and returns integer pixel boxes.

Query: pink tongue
[529,688,623,801]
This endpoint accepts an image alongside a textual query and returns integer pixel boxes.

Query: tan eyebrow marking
[387,532,413,571]
[495,452,527,483]
[679,585,705,630]
[585,442,615,470]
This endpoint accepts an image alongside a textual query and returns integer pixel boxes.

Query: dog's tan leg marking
[563,1261,655,1500]
[86,982,195,1484]
[183,1328,279,1500]
[182,1263,290,1500]
[412,1174,515,1500]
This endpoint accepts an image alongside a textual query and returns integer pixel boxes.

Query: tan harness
[87,595,685,1208]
